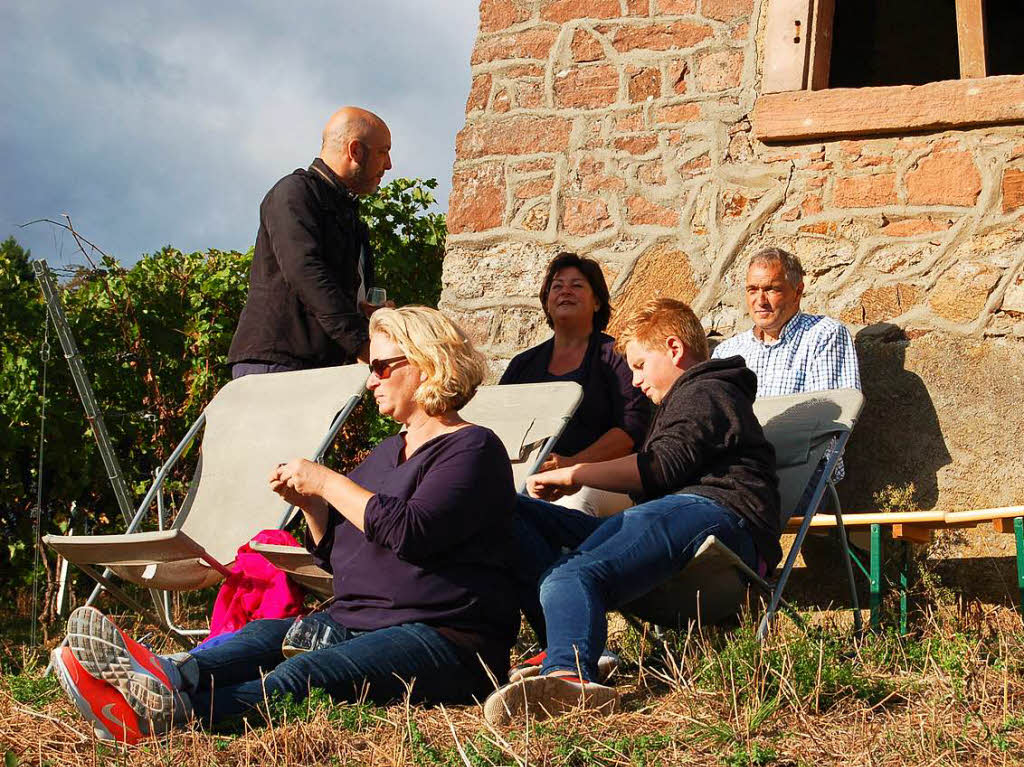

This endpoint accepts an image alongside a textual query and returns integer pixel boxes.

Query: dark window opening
[830,0,960,88]
[985,1,1024,77]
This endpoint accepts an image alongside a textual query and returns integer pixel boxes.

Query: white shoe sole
[52,648,117,741]
[66,607,176,730]
[483,675,619,726]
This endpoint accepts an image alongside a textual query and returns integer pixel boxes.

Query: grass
[2,603,1023,766]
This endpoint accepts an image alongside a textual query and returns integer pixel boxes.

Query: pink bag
[208,529,306,638]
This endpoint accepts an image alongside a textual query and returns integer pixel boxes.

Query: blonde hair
[369,306,487,416]
[614,298,710,362]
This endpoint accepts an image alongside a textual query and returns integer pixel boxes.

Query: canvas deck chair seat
[43,365,368,610]
[252,381,584,595]
[623,388,865,639]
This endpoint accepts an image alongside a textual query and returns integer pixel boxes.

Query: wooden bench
[785,506,1024,630]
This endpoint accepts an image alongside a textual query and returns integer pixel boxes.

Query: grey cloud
[1,1,479,266]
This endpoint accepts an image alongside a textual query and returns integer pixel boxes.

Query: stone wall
[441,0,1024,528]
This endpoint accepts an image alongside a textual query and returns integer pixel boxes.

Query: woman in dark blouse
[500,252,650,517]
[53,306,519,741]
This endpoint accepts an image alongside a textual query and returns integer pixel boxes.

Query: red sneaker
[508,649,620,683]
[508,650,546,682]
[53,646,144,744]
[65,607,185,732]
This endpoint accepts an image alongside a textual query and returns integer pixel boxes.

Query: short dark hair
[539,252,612,332]
[748,247,805,289]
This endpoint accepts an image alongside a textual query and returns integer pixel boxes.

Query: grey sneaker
[65,606,192,734]
[483,674,619,726]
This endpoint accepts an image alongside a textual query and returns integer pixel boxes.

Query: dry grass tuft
[2,604,1024,766]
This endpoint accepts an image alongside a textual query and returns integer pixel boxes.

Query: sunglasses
[368,355,408,379]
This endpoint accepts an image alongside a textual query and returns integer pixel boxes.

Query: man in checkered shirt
[712,247,860,495]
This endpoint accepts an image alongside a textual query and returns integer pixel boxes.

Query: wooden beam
[892,524,933,544]
[808,0,835,90]
[955,0,988,79]
[753,75,1024,142]
[761,0,814,93]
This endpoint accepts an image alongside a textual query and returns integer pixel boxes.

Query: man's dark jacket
[634,356,783,570]
[228,159,373,369]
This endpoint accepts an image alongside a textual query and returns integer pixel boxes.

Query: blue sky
[1,1,479,267]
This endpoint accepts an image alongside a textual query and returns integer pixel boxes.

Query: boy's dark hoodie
[634,356,782,570]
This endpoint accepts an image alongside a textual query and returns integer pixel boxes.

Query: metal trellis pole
[32,259,134,524]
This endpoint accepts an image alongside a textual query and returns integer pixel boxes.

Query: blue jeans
[515,494,759,682]
[185,614,492,724]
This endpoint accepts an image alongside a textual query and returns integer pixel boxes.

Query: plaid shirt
[712,312,861,481]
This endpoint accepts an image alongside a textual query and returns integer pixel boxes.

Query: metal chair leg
[829,483,863,634]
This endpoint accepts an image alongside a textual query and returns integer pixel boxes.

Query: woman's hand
[269,459,329,509]
[526,465,580,501]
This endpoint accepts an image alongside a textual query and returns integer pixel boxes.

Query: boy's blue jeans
[183,615,492,725]
[514,493,759,682]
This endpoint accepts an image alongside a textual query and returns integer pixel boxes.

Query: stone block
[652,102,701,124]
[516,80,545,108]
[614,133,660,154]
[1002,168,1024,212]
[833,173,897,208]
[479,0,530,32]
[637,161,668,185]
[562,196,613,235]
[615,109,645,132]
[491,306,547,353]
[999,276,1024,314]
[839,283,920,325]
[517,200,551,231]
[608,243,697,333]
[514,177,553,199]
[541,0,621,23]
[696,49,743,92]
[578,156,628,192]
[570,29,605,62]
[627,66,661,102]
[670,60,689,93]
[678,154,711,178]
[905,151,982,207]
[928,261,1001,323]
[471,28,559,64]
[625,196,679,226]
[656,0,697,13]
[448,161,506,234]
[610,21,713,52]
[879,217,950,237]
[701,0,754,21]
[456,116,573,158]
[466,75,492,113]
[554,65,619,109]
[721,190,749,217]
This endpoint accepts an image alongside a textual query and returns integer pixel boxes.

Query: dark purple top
[499,332,650,456]
[307,425,519,670]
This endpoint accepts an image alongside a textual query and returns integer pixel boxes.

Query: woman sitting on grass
[53,306,521,743]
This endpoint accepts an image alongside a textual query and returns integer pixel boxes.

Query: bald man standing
[228,107,392,377]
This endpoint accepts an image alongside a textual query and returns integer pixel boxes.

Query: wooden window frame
[753,0,1024,143]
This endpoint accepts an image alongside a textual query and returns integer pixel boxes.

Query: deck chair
[252,381,585,598]
[43,365,369,638]
[622,388,866,640]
